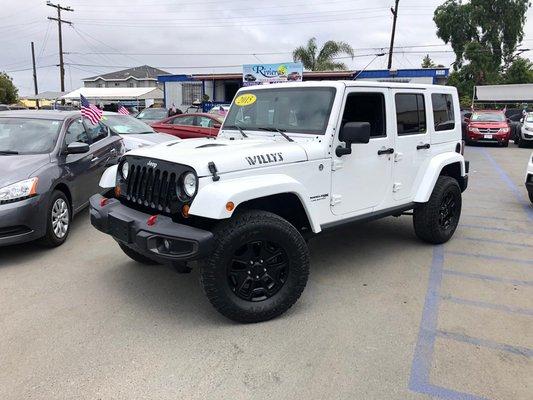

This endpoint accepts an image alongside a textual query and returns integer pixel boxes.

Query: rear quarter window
[432,93,455,131]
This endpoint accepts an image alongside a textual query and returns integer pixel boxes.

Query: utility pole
[31,42,39,109]
[387,0,400,70]
[46,1,73,93]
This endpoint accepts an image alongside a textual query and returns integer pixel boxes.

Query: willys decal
[245,153,284,166]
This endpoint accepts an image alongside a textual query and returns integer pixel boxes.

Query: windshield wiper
[234,124,248,138]
[257,127,294,142]
[0,150,19,155]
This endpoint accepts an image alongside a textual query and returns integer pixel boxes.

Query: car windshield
[526,114,533,122]
[471,112,506,122]
[223,87,336,135]
[101,114,154,134]
[0,118,61,154]
[136,108,167,120]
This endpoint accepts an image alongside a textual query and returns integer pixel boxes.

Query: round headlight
[182,172,197,197]
[121,161,129,179]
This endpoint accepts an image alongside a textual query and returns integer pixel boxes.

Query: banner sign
[243,62,303,86]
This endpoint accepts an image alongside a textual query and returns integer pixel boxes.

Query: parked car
[151,113,223,139]
[100,113,176,151]
[287,71,302,81]
[0,110,123,247]
[516,112,533,148]
[0,104,9,111]
[0,104,27,111]
[466,110,511,146]
[90,81,468,323]
[526,152,533,203]
[244,74,256,82]
[135,107,168,125]
[505,108,525,143]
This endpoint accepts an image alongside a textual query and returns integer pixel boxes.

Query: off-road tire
[200,210,310,323]
[529,191,533,204]
[40,190,71,247]
[118,242,159,265]
[413,176,462,244]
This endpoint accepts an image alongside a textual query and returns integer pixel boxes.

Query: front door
[331,89,394,216]
[392,91,431,201]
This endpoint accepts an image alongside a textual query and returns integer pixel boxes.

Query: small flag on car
[117,102,130,115]
[80,94,103,125]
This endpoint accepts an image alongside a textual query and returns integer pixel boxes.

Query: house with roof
[83,65,170,89]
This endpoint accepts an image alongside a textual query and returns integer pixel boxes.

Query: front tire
[40,190,71,247]
[413,176,462,244]
[200,210,310,323]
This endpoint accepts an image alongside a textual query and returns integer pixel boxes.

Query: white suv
[90,81,469,323]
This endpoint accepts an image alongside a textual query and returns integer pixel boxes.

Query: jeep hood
[125,137,308,176]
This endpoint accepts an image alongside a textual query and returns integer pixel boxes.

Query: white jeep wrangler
[90,81,469,323]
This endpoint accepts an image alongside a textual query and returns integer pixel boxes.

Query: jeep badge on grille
[146,161,158,169]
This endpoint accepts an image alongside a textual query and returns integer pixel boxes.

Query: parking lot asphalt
[1,145,532,400]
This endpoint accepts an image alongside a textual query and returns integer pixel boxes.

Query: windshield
[526,114,533,122]
[223,87,336,135]
[471,112,506,122]
[0,118,61,154]
[102,114,154,134]
[136,108,167,120]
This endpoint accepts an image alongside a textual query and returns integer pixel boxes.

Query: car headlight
[120,161,129,179]
[181,172,197,198]
[0,177,39,204]
[501,128,510,133]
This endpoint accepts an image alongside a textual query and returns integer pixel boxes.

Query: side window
[84,120,108,144]
[395,93,427,135]
[432,93,455,131]
[341,92,386,137]
[172,116,196,126]
[197,116,214,128]
[65,119,89,145]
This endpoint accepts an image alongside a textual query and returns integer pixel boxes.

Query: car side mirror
[66,141,90,154]
[336,122,371,157]
[213,123,221,129]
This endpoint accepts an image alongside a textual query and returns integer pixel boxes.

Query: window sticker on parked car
[235,94,257,107]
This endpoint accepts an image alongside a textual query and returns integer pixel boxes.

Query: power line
[47,1,74,92]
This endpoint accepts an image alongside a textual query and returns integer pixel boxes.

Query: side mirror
[66,142,90,154]
[213,123,221,129]
[336,122,371,157]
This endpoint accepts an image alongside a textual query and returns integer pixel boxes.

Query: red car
[466,110,511,147]
[151,113,223,139]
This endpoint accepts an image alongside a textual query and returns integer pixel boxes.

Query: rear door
[392,91,431,201]
[161,115,199,138]
[196,116,220,137]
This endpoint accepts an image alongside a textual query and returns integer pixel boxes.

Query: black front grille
[119,156,194,214]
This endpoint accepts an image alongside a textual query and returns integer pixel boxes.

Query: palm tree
[292,37,354,71]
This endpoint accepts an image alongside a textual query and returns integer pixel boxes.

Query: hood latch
[208,161,220,182]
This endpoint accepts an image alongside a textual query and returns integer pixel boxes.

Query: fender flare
[189,174,321,233]
[414,152,465,203]
[99,165,118,189]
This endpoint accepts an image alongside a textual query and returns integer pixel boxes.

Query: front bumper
[520,129,533,141]
[89,194,214,263]
[467,134,509,144]
[0,195,47,246]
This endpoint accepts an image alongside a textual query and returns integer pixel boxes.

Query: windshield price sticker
[235,94,257,107]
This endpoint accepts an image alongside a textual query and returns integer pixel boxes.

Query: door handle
[417,143,431,150]
[378,147,395,155]
[91,156,100,162]
[110,148,117,156]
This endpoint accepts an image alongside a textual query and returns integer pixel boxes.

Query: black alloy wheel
[438,192,458,231]
[228,240,289,302]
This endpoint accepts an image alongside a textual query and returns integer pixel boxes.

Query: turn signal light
[182,204,190,218]
[226,201,235,212]
[114,185,121,198]
[147,215,158,226]
[100,197,109,207]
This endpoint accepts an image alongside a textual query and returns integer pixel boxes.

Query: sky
[1,0,532,96]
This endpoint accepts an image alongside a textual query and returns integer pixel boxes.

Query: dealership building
[158,67,449,111]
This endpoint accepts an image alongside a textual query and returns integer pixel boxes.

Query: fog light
[163,239,171,251]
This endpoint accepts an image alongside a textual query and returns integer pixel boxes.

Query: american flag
[80,94,103,125]
[117,102,129,115]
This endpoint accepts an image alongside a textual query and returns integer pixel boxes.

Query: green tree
[504,57,533,83]
[0,72,18,104]
[421,54,437,68]
[292,37,354,71]
[434,0,530,71]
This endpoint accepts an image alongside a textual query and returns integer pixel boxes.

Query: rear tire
[40,190,71,247]
[502,140,509,147]
[529,192,533,204]
[118,242,159,265]
[413,176,462,244]
[200,210,309,323]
